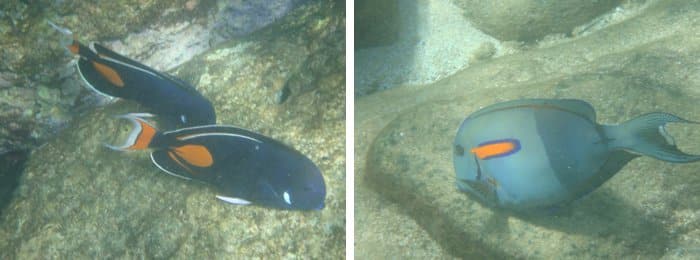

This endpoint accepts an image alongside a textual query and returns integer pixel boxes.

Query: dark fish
[49,22,216,127]
[109,113,326,210]
[453,99,700,211]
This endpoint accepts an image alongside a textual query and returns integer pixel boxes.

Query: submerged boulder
[455,0,622,42]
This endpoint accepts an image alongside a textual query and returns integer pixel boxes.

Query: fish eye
[454,144,464,156]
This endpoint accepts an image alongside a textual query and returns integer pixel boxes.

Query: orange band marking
[168,151,196,175]
[129,120,156,150]
[173,144,213,168]
[470,139,520,160]
[68,40,80,54]
[92,61,125,87]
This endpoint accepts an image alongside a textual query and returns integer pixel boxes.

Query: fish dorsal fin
[93,43,201,95]
[163,125,265,145]
[468,99,596,123]
[92,43,160,75]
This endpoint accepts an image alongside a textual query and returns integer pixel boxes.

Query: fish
[48,21,216,128]
[107,113,326,210]
[453,99,700,211]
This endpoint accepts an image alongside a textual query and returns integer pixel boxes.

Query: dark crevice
[0,150,28,216]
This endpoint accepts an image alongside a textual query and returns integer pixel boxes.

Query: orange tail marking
[129,119,156,150]
[173,144,214,168]
[68,40,80,54]
[92,61,125,87]
[471,139,520,160]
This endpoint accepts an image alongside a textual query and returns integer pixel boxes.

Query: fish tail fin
[105,113,159,151]
[47,21,83,55]
[605,112,700,163]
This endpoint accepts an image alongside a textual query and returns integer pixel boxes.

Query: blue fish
[109,113,326,210]
[49,22,216,127]
[453,99,700,211]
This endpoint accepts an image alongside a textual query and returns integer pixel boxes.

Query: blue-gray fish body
[453,99,700,211]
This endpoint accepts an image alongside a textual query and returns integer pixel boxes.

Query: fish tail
[605,112,700,163]
[105,113,159,151]
[47,21,83,55]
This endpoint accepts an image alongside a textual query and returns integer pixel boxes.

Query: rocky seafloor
[0,0,345,258]
[356,0,700,259]
[0,0,324,215]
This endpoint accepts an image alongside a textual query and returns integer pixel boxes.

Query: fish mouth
[457,179,498,205]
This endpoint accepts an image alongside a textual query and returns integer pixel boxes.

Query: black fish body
[110,114,326,211]
[50,22,216,127]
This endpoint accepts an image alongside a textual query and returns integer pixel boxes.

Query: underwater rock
[355,0,399,49]
[455,0,622,42]
[356,1,700,258]
[0,0,344,258]
[354,0,507,97]
[108,0,313,73]
[0,151,28,215]
[212,0,310,39]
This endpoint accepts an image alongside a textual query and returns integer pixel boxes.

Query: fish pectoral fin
[216,195,252,205]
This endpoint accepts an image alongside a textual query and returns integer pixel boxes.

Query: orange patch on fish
[471,139,521,160]
[168,150,196,174]
[173,144,213,168]
[68,41,80,54]
[130,120,156,150]
[92,61,124,87]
